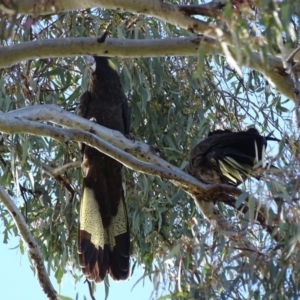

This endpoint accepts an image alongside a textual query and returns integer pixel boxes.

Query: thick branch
[0,186,57,300]
[5,105,246,195]
[4,105,287,210]
[3,106,282,236]
[0,111,210,194]
[7,0,300,63]
[7,0,232,43]
[0,36,294,100]
[0,106,281,281]
[0,36,214,68]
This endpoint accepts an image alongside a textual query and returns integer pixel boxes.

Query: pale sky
[1,234,154,300]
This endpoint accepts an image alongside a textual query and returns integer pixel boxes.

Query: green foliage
[0,1,299,299]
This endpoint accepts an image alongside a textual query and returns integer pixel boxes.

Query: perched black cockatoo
[76,56,130,283]
[186,128,279,186]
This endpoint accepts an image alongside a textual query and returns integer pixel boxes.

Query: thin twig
[86,281,96,300]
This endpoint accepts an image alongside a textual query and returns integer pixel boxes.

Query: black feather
[77,56,130,283]
[187,128,279,186]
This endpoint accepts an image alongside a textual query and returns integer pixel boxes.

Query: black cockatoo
[186,128,279,186]
[76,56,130,283]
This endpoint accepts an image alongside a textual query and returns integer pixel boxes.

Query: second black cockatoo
[76,56,130,283]
[186,128,279,186]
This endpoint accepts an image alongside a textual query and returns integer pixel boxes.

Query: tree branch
[0,105,282,283]
[6,0,300,59]
[0,35,295,100]
[282,46,300,129]
[193,196,271,280]
[218,193,282,241]
[27,154,77,202]
[0,110,212,194]
[0,186,58,300]
[50,161,80,177]
[7,0,232,42]
[178,2,223,19]
[5,105,285,221]
[0,36,213,68]
[2,106,283,238]
[5,105,249,196]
